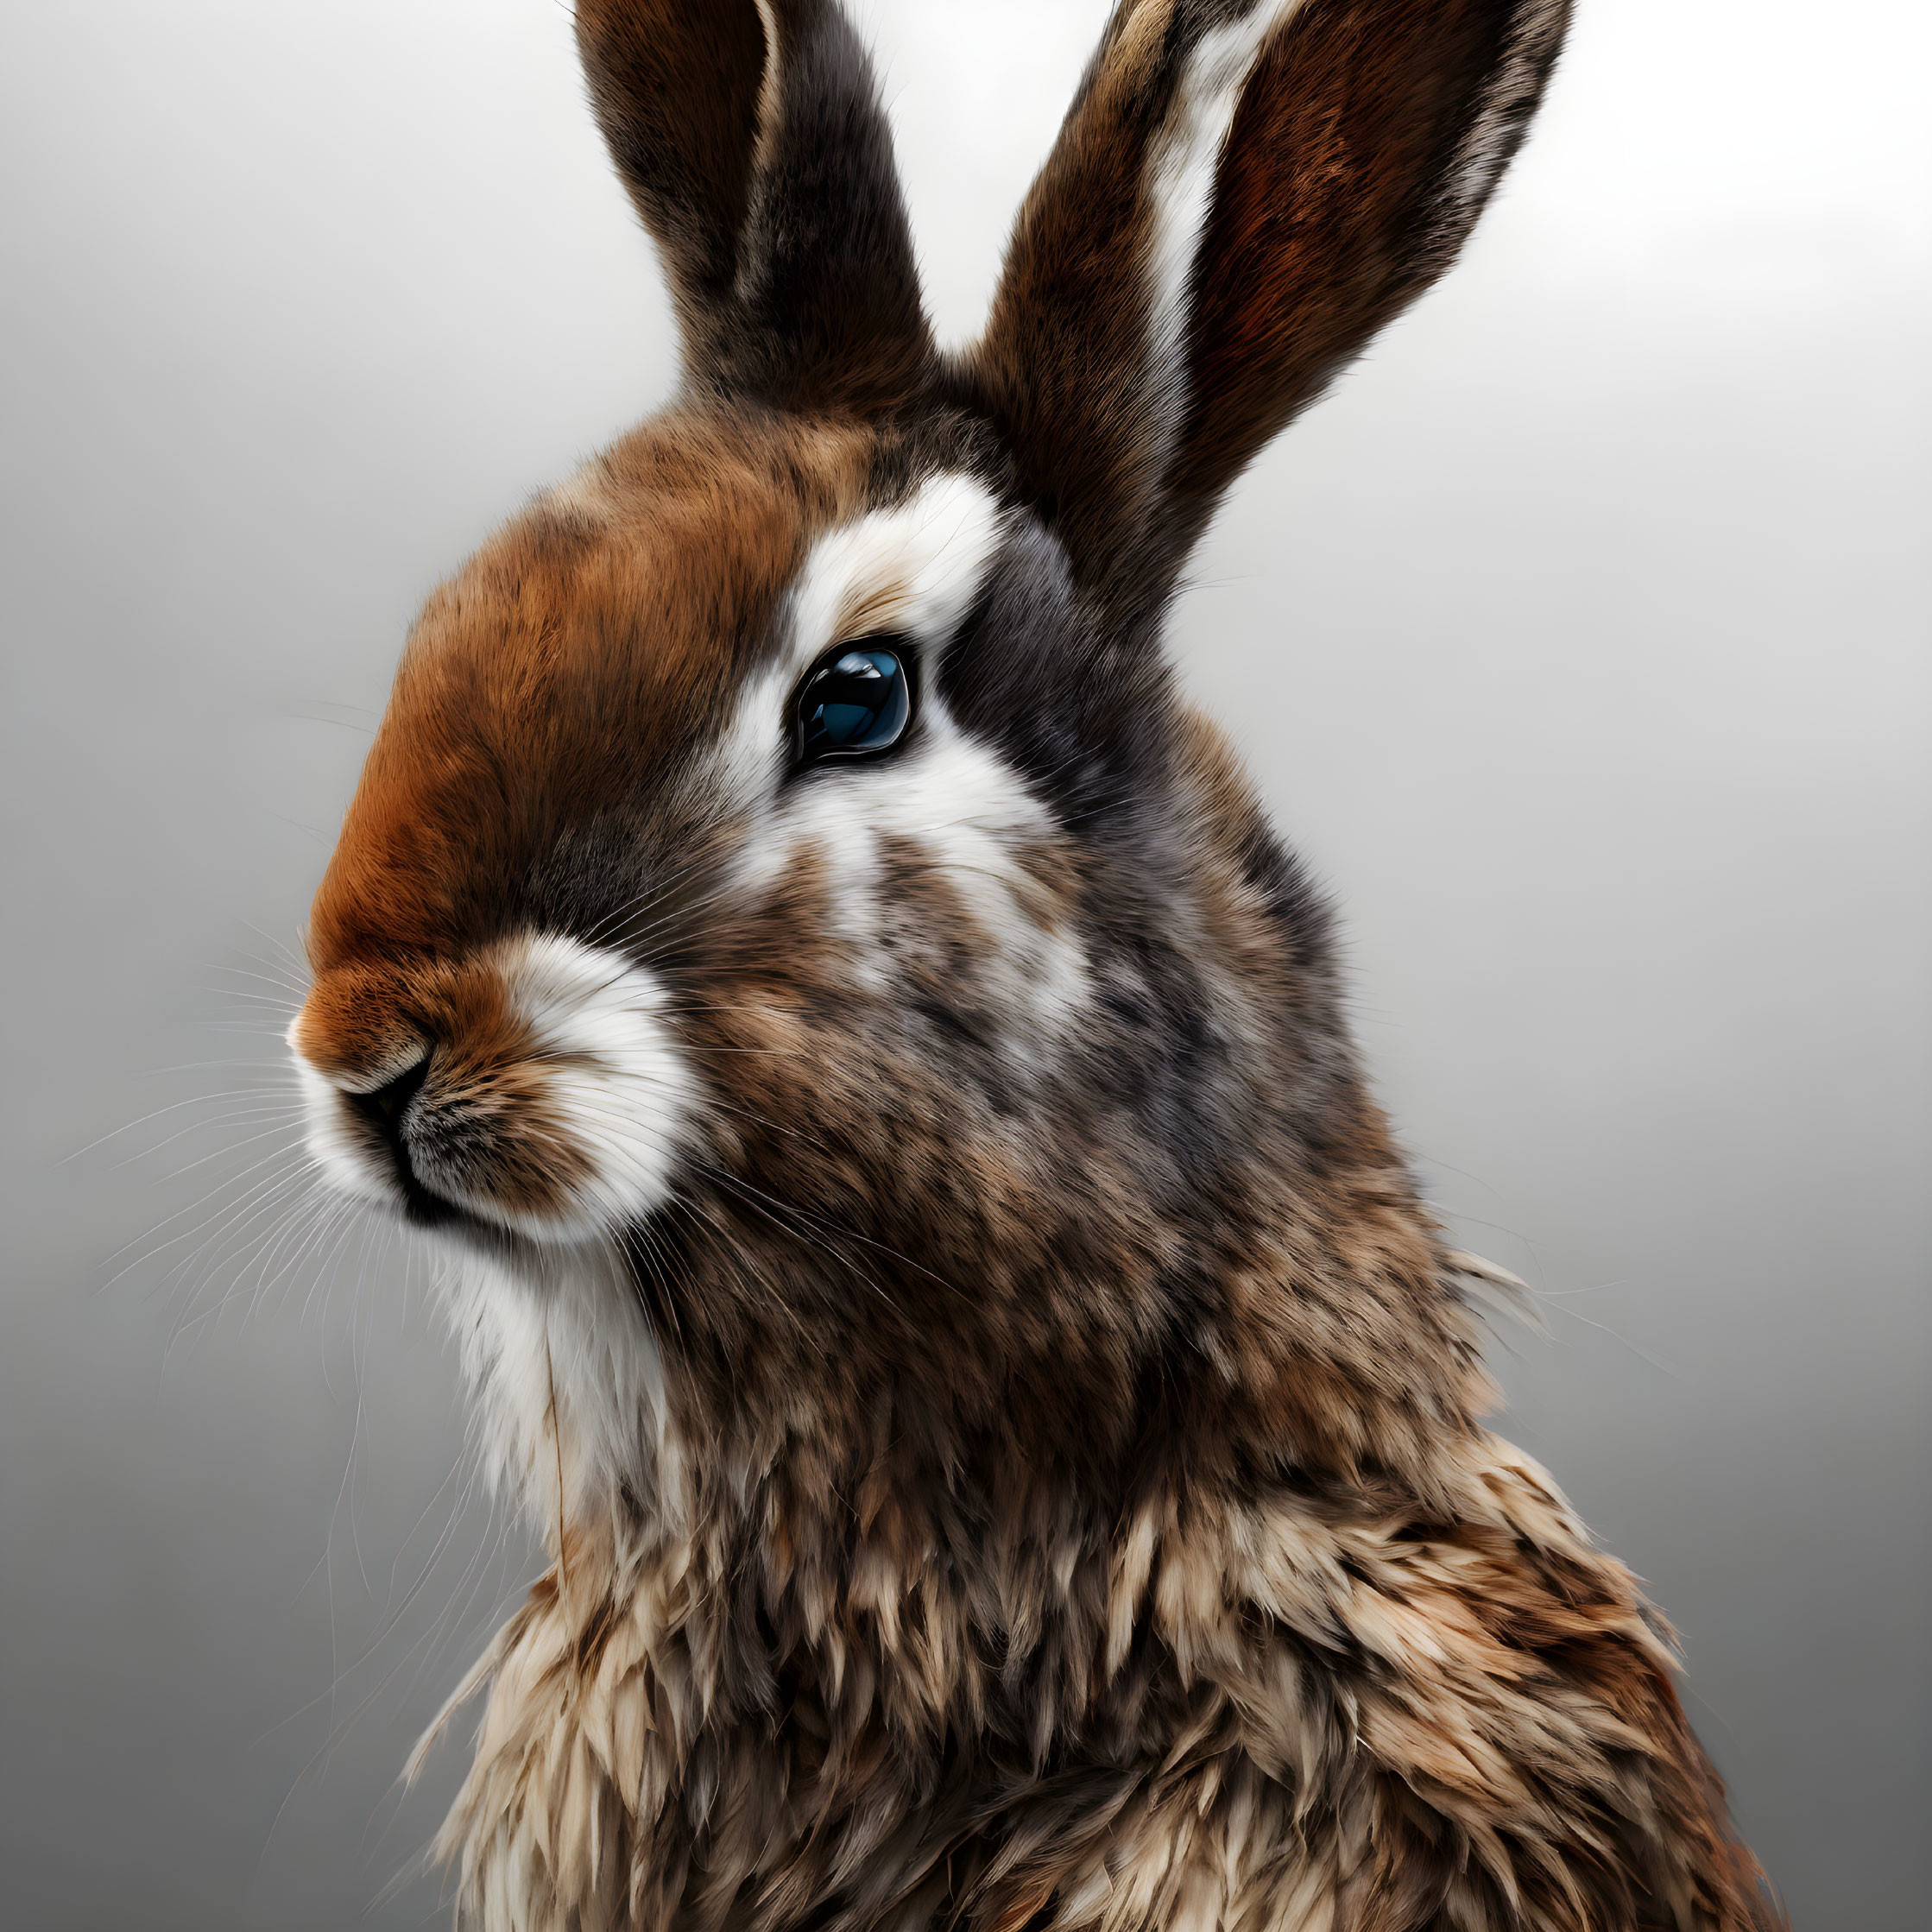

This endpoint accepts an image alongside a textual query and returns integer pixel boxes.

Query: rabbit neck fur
[427,1257,1770,1932]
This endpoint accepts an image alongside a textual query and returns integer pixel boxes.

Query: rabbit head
[288,0,1569,1518]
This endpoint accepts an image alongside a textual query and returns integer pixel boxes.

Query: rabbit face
[289,395,1308,1448]
[291,411,1097,1224]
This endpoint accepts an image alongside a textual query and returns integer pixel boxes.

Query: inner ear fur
[966,0,1570,615]
[578,0,933,416]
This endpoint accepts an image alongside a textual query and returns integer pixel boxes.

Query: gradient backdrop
[2,3,1926,1926]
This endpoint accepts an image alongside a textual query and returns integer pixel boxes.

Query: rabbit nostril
[343,1052,432,1134]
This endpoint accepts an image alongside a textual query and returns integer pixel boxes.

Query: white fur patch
[785,470,1003,675]
[1145,0,1309,369]
[292,938,697,1540]
[435,1241,685,1536]
[753,721,1091,1039]
[491,933,696,1241]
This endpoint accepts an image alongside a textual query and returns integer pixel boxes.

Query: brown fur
[306,415,871,986]
[285,5,1785,1928]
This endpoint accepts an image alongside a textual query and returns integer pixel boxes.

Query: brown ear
[577,0,933,415]
[966,0,1569,614]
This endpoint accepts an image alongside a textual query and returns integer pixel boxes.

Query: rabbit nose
[343,1051,431,1136]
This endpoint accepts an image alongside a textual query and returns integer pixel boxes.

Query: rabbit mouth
[328,1047,469,1229]
[288,931,698,1244]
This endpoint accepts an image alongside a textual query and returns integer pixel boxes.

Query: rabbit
[286,2,1785,1929]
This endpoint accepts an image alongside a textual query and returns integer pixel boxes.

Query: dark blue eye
[793,643,912,765]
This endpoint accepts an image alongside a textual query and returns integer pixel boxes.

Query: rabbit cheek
[733,733,1089,1062]
[405,934,697,1241]
[483,933,698,1240]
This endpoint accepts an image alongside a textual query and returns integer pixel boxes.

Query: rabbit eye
[792,641,912,767]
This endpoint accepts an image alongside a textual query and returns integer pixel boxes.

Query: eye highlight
[792,641,913,767]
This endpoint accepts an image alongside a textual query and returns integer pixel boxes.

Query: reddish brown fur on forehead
[305,413,872,981]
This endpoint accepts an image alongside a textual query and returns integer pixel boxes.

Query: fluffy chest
[425,1420,1710,1932]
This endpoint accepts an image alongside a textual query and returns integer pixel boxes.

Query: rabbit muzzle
[288,932,695,1243]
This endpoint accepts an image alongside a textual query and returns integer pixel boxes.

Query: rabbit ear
[968,0,1569,611]
[577,0,932,414]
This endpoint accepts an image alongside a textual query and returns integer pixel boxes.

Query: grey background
[2,1,1925,1925]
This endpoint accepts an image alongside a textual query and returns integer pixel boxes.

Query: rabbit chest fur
[286,2,1784,1928]
[420,1174,1767,1932]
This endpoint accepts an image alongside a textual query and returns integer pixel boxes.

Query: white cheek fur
[492,933,697,1241]
[740,724,1092,1050]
